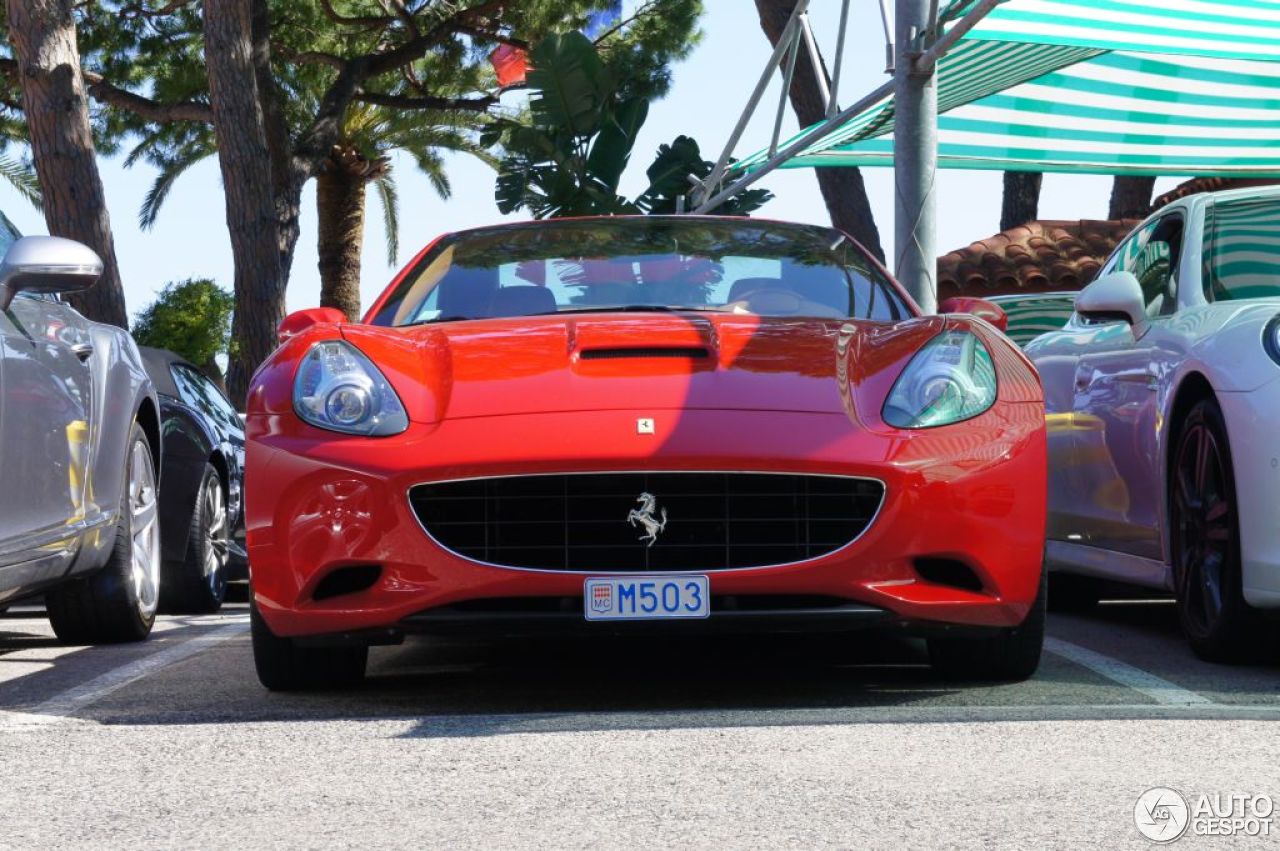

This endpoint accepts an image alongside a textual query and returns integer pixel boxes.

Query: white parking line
[1044,637,1215,706]
[12,621,248,724]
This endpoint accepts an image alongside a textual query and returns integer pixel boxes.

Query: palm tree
[314,103,495,321]
[127,103,494,321]
[0,105,42,208]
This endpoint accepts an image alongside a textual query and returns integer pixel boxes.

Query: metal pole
[798,12,832,113]
[827,0,852,118]
[894,0,938,313]
[693,0,809,207]
[770,26,802,156]
[914,0,1003,73]
[694,79,894,215]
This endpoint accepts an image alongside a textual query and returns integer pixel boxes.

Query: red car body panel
[247,230,1046,640]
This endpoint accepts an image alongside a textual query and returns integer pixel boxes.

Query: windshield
[369,218,914,326]
[0,210,21,258]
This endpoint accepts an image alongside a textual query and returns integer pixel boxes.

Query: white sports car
[1026,184,1280,662]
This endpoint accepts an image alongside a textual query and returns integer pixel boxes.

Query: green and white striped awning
[740,0,1280,177]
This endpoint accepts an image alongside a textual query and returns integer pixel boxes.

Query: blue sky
[0,1,1178,321]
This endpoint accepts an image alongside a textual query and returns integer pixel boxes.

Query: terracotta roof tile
[1151,176,1279,210]
[937,219,1138,299]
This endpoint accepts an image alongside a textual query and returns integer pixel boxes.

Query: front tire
[47,423,161,644]
[161,464,229,614]
[251,600,367,691]
[1170,398,1256,663]
[928,567,1046,682]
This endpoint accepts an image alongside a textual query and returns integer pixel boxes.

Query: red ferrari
[245,216,1047,690]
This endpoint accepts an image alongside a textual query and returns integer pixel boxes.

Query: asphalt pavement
[1,598,1278,849]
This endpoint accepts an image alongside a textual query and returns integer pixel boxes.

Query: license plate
[584,575,710,621]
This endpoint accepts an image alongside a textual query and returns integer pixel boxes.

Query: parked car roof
[137,345,199,399]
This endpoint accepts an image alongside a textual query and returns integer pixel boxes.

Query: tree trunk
[754,0,884,262]
[1109,175,1155,220]
[248,0,302,281]
[316,151,370,322]
[1000,171,1042,231]
[203,0,287,404]
[6,0,127,328]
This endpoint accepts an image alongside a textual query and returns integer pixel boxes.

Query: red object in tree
[490,44,528,88]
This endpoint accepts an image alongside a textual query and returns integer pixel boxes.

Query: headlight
[883,329,998,428]
[1264,316,1280,366]
[293,340,408,436]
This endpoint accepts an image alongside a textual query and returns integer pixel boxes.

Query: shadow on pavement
[4,600,1279,732]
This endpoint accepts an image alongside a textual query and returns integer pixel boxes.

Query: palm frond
[140,144,213,230]
[0,153,41,210]
[374,171,399,266]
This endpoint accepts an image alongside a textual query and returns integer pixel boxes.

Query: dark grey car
[0,215,163,643]
[140,346,245,614]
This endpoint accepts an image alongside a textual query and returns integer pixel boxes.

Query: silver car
[0,216,163,643]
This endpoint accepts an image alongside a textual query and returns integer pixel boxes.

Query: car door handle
[69,342,94,361]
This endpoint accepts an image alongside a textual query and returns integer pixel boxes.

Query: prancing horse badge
[636,418,655,435]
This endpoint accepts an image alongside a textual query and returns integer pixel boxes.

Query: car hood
[340,314,940,423]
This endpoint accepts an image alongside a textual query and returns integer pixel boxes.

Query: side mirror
[0,236,103,311]
[1075,271,1145,329]
[937,296,1008,333]
[278,307,347,343]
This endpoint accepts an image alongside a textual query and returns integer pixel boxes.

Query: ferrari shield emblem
[591,583,613,612]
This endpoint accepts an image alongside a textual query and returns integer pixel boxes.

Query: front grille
[409,472,883,572]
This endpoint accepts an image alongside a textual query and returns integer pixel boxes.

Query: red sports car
[245,216,1047,690]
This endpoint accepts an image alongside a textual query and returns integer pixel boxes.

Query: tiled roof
[1151,176,1279,210]
[937,219,1139,299]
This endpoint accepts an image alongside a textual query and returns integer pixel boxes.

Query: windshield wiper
[402,314,472,326]
[402,305,728,326]
[529,305,728,316]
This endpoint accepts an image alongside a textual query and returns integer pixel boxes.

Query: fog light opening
[312,564,382,601]
[914,558,984,593]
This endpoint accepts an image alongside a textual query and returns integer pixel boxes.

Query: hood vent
[579,346,710,361]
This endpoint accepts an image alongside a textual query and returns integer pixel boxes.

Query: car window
[369,219,913,326]
[0,209,21,259]
[1206,197,1280,302]
[1105,214,1183,318]
[171,364,240,431]
[992,295,1075,347]
[193,370,241,427]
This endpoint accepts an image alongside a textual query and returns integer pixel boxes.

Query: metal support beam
[693,79,894,215]
[894,0,938,313]
[693,0,809,207]
[827,0,853,118]
[798,12,832,113]
[770,25,803,157]
[913,0,1003,73]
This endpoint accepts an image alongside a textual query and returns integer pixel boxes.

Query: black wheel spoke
[1194,427,1211,493]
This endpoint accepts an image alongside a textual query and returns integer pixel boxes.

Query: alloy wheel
[1171,419,1233,636]
[129,440,161,619]
[203,475,230,596]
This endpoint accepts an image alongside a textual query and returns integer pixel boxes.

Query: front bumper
[1218,378,1280,607]
[246,407,1046,639]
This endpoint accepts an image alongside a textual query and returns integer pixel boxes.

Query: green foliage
[132,278,234,371]
[489,32,770,219]
[26,0,701,261]
[638,136,773,216]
